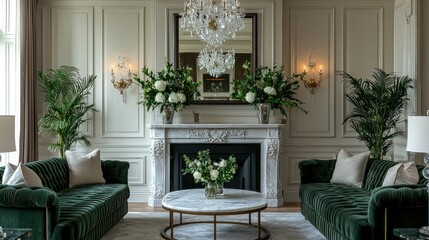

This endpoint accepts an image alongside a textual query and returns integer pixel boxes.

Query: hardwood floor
[129,202,300,213]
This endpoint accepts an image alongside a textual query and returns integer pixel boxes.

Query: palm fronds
[38,66,97,157]
[343,68,412,159]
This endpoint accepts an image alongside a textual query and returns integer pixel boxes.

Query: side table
[393,228,429,240]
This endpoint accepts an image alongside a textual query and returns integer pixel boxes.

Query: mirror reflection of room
[177,17,253,100]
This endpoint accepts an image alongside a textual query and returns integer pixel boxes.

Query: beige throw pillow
[65,149,105,187]
[382,162,419,186]
[330,149,370,187]
[1,163,43,187]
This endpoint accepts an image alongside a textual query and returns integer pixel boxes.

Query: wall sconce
[301,55,323,94]
[111,56,133,96]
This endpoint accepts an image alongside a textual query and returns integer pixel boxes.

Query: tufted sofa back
[363,158,427,192]
[0,158,69,192]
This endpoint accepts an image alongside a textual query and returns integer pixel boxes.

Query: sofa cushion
[2,163,17,183]
[65,149,105,187]
[2,163,43,187]
[331,150,370,187]
[300,183,372,239]
[56,183,130,239]
[382,162,419,186]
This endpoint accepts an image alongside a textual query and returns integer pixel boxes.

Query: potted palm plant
[38,66,97,157]
[343,68,412,159]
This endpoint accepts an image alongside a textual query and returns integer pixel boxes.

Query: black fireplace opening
[170,143,261,192]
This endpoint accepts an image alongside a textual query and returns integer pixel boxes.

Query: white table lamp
[0,115,16,163]
[406,115,429,235]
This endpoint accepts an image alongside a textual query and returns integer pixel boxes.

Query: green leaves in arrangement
[343,68,413,159]
[182,149,238,185]
[230,61,307,116]
[38,66,97,157]
[134,61,200,112]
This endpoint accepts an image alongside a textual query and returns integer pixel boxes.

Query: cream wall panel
[289,7,335,137]
[342,7,384,137]
[50,7,94,136]
[120,157,147,185]
[51,7,93,73]
[101,7,145,138]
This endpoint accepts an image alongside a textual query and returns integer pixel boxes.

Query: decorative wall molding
[126,156,147,185]
[37,0,396,204]
[342,6,385,137]
[288,6,335,138]
[101,7,145,138]
[50,6,95,137]
[187,129,247,143]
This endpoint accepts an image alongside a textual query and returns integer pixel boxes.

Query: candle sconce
[301,55,323,94]
[111,56,133,97]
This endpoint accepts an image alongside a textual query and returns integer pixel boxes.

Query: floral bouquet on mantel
[134,61,200,123]
[182,149,238,199]
[230,61,307,123]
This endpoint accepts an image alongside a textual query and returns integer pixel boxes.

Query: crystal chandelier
[198,47,235,78]
[181,0,245,47]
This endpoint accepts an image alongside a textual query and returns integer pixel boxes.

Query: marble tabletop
[161,189,267,214]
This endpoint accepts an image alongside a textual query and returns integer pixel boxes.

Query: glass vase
[162,106,174,124]
[205,182,217,199]
[216,182,224,195]
[257,103,271,124]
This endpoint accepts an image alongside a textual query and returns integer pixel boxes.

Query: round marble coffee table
[161,189,269,240]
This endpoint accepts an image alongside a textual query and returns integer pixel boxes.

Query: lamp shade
[406,116,429,153]
[0,115,16,152]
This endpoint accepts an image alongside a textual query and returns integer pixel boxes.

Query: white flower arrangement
[183,149,238,186]
[134,61,200,112]
[231,61,307,116]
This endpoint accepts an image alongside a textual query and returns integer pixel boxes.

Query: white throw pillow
[382,162,419,186]
[1,163,43,187]
[65,149,105,188]
[2,163,18,183]
[330,149,370,187]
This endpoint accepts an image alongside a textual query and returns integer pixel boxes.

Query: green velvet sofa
[299,158,428,240]
[0,157,130,240]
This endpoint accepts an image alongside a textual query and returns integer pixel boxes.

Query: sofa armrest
[0,185,59,208]
[0,185,60,240]
[298,159,336,184]
[368,185,428,240]
[101,160,130,184]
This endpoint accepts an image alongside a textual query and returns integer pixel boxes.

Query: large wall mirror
[174,13,257,104]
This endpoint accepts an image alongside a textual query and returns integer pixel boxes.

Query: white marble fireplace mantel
[148,124,285,207]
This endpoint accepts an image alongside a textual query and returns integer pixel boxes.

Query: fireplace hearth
[170,143,260,191]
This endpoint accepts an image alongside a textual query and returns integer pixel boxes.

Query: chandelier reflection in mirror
[181,0,245,47]
[198,47,235,78]
[181,0,245,77]
[111,56,133,98]
[301,55,323,94]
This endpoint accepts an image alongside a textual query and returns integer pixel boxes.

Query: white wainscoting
[37,0,395,203]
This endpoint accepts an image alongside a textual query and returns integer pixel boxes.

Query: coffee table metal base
[160,210,270,240]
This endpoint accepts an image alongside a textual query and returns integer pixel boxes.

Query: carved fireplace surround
[148,124,285,207]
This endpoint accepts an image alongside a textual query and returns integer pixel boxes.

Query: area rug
[102,212,326,240]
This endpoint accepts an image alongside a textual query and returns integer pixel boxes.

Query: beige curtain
[19,0,38,163]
